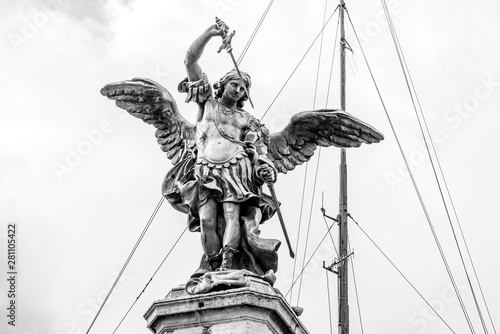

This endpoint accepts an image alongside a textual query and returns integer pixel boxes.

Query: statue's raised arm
[184,23,223,82]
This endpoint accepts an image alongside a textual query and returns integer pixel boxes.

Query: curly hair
[213,69,252,109]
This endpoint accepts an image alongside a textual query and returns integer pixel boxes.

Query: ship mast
[338,0,349,333]
[322,1,350,332]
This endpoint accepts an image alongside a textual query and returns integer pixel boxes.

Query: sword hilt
[215,17,234,53]
[214,17,254,109]
[217,30,235,54]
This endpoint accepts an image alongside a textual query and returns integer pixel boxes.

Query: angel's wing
[268,109,384,174]
[100,77,196,165]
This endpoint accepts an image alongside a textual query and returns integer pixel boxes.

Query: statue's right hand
[206,24,224,37]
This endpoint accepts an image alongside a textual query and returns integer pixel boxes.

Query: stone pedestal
[144,277,309,334]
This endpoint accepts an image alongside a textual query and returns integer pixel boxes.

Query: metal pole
[338,1,349,333]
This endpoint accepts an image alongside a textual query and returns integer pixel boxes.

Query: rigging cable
[345,44,358,77]
[296,149,322,306]
[312,0,329,110]
[285,219,335,298]
[319,13,342,327]
[325,267,334,334]
[260,5,340,122]
[321,194,339,256]
[348,240,365,334]
[343,26,359,76]
[349,214,456,333]
[380,1,493,332]
[233,2,341,307]
[289,163,310,304]
[296,0,330,305]
[85,196,165,334]
[319,15,342,294]
[325,11,341,107]
[345,8,476,333]
[112,226,188,333]
[236,0,275,66]
[320,8,341,252]
[320,3,341,254]
[446,176,497,333]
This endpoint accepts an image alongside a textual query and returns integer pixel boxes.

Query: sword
[215,17,255,109]
[267,182,295,258]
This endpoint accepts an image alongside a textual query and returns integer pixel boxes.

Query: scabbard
[267,182,295,258]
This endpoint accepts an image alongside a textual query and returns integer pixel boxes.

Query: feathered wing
[267,109,384,174]
[100,77,196,165]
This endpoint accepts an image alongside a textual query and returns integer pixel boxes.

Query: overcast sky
[1,0,499,333]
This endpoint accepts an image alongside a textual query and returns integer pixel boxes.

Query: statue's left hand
[259,164,277,184]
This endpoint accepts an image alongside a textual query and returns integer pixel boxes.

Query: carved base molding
[144,277,309,334]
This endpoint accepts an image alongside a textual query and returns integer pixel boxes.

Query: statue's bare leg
[199,197,221,269]
[220,202,241,270]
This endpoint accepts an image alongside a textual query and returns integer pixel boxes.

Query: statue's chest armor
[196,102,249,162]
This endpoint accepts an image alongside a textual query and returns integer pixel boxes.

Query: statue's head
[213,69,251,109]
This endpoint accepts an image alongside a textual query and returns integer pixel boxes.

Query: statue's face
[223,79,246,103]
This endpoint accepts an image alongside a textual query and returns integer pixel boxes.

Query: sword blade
[228,51,254,108]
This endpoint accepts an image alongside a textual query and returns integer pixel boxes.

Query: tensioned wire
[259,5,340,122]
[320,11,342,265]
[284,3,342,307]
[320,210,455,332]
[267,3,341,305]
[236,0,275,66]
[321,204,339,333]
[112,226,188,333]
[296,0,331,307]
[285,219,335,298]
[251,6,342,306]
[287,211,457,334]
[295,150,323,306]
[289,7,341,305]
[325,267,334,334]
[348,238,365,334]
[345,6,475,333]
[380,2,481,332]
[380,0,494,332]
[85,196,165,334]
[348,214,456,333]
[289,162,310,304]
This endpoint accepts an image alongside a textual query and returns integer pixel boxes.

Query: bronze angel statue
[101,20,383,293]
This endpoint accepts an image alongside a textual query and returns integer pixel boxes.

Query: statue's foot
[218,246,237,271]
[216,263,233,271]
[207,253,222,271]
[217,259,233,271]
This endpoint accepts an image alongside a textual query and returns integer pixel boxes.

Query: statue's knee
[223,204,240,221]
